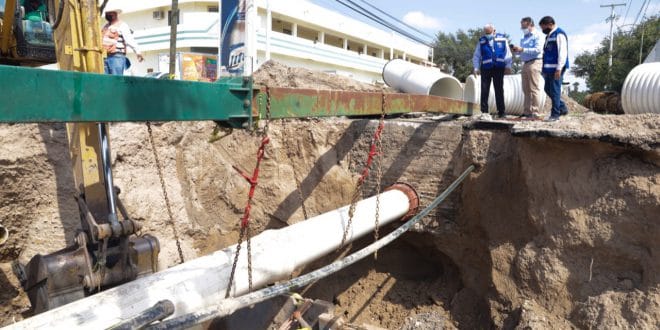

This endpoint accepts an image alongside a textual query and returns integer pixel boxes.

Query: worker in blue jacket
[539,16,569,121]
[472,23,513,120]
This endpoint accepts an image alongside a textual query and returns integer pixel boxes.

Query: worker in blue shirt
[512,17,544,119]
[473,24,513,120]
[539,16,569,122]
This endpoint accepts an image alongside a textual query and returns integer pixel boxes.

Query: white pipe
[463,74,547,116]
[621,62,660,114]
[7,188,416,330]
[0,224,7,246]
[147,166,474,330]
[382,59,463,100]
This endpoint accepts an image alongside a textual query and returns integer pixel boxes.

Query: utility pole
[601,3,626,68]
[639,18,647,64]
[169,0,179,78]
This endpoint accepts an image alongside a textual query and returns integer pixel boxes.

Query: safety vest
[542,28,569,74]
[479,33,508,70]
[102,23,126,55]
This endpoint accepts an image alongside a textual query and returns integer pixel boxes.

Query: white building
[107,0,433,82]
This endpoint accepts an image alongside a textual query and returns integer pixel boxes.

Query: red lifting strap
[233,135,271,228]
[357,120,385,185]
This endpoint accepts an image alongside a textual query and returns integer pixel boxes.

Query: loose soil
[0,62,658,329]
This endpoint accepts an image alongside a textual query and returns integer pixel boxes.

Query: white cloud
[561,22,610,89]
[569,22,610,60]
[402,11,445,30]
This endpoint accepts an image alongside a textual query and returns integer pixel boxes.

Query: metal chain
[226,225,251,297]
[146,122,185,264]
[226,87,271,297]
[339,95,386,249]
[339,179,366,248]
[373,92,386,259]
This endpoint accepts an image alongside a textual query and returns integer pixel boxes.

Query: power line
[314,0,433,45]
[621,0,633,25]
[354,0,436,40]
[341,0,432,44]
[332,0,432,45]
[632,0,649,27]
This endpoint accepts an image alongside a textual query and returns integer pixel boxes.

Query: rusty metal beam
[255,87,475,119]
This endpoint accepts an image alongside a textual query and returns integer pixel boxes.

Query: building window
[324,34,343,48]
[367,46,380,58]
[272,18,293,35]
[207,6,219,13]
[347,40,362,54]
[297,25,318,42]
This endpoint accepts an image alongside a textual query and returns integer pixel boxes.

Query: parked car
[144,71,170,79]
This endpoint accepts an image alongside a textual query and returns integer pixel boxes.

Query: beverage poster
[221,0,246,76]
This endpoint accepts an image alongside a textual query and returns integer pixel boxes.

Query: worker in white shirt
[472,24,513,120]
[102,7,144,75]
[512,17,543,119]
[539,16,569,121]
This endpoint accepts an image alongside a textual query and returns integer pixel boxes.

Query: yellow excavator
[5,0,161,314]
[0,0,56,65]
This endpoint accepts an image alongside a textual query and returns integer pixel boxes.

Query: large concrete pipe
[463,74,546,115]
[383,59,464,100]
[0,224,7,246]
[621,62,660,114]
[9,184,419,329]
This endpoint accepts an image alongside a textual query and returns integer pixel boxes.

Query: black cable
[343,0,432,44]
[50,0,65,30]
[333,0,431,45]
[632,0,648,28]
[622,0,633,26]
[355,0,435,40]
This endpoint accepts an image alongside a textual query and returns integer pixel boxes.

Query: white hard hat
[104,7,123,15]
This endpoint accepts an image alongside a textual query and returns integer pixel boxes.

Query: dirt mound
[541,94,589,114]
[254,60,392,92]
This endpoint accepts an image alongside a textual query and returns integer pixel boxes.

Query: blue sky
[310,0,660,87]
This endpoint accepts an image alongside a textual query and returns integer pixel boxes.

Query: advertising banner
[158,53,218,81]
[221,0,247,76]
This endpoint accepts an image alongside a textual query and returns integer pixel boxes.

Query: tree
[433,28,522,82]
[433,28,482,82]
[572,15,659,92]
[569,81,588,104]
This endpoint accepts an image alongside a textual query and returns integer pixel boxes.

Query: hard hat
[104,7,123,15]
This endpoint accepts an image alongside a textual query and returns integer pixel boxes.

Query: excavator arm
[10,0,160,313]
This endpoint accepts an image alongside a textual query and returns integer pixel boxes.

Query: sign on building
[158,53,218,81]
[221,0,249,76]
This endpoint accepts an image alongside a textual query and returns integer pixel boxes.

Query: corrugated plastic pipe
[383,59,464,100]
[621,62,660,114]
[9,185,419,330]
[464,74,546,115]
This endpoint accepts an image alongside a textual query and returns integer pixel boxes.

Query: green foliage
[433,28,521,82]
[572,15,660,92]
[433,28,482,82]
[569,82,588,104]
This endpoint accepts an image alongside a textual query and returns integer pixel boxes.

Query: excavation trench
[1,112,658,329]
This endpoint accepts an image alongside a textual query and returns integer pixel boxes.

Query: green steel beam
[0,65,475,127]
[0,65,253,127]
[256,87,475,119]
